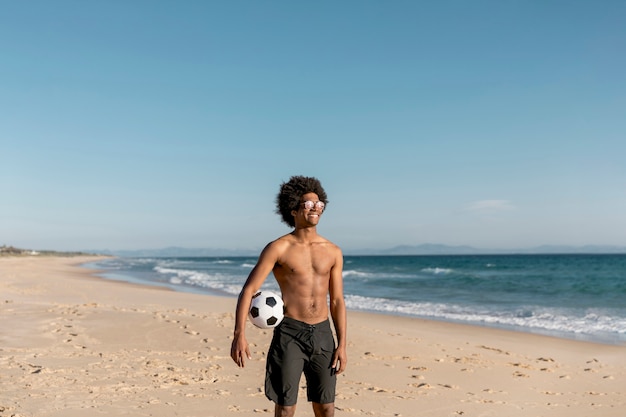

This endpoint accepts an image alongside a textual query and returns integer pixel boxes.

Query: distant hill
[87,243,626,257]
[0,245,95,257]
[93,246,259,258]
[515,244,626,255]
[351,244,481,255]
[350,243,626,255]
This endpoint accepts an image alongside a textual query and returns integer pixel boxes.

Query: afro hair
[275,175,328,227]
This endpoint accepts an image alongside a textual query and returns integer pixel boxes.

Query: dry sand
[1,256,624,417]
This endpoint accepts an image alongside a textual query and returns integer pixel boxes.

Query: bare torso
[272,235,339,324]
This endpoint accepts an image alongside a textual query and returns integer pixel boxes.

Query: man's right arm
[230,241,280,368]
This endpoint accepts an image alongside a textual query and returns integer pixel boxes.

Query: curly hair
[276,175,328,227]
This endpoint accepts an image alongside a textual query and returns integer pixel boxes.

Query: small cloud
[464,200,515,213]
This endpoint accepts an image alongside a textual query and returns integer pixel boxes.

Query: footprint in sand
[335,406,360,413]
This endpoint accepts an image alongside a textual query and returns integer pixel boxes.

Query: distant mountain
[351,243,626,255]
[516,245,626,254]
[353,244,482,255]
[88,244,626,258]
[93,246,259,257]
[348,243,626,255]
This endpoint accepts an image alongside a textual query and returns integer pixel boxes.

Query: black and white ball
[248,291,284,329]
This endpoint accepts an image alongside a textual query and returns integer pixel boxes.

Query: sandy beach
[1,256,624,417]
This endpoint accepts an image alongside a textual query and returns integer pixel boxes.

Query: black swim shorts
[265,317,337,406]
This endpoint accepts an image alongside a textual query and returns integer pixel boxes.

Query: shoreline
[2,256,624,416]
[86,257,625,347]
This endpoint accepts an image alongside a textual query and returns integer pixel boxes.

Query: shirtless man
[231,175,347,417]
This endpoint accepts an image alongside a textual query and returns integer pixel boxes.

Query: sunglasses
[300,200,325,211]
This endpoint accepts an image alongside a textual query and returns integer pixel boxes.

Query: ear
[291,210,298,217]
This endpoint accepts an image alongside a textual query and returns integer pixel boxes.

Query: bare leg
[312,402,335,417]
[275,404,297,417]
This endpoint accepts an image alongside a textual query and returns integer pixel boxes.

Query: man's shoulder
[263,234,294,252]
[328,241,343,257]
[270,233,295,245]
[314,236,343,257]
[318,236,340,247]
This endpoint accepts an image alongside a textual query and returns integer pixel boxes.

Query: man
[231,175,347,417]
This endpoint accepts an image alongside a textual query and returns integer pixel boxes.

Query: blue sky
[2,1,625,252]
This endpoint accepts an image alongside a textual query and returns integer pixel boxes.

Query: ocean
[86,254,626,345]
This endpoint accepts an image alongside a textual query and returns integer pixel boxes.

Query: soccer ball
[249,291,284,329]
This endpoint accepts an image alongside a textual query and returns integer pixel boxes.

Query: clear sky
[2,1,625,253]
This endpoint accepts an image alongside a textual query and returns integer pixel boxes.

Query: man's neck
[291,226,318,242]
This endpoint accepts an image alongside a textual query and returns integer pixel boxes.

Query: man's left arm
[329,248,347,374]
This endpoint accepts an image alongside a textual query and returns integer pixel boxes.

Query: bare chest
[274,246,335,281]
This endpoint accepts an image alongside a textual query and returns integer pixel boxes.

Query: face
[292,192,324,227]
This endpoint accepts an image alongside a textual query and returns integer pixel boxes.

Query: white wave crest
[342,270,372,278]
[344,295,626,341]
[421,267,453,275]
